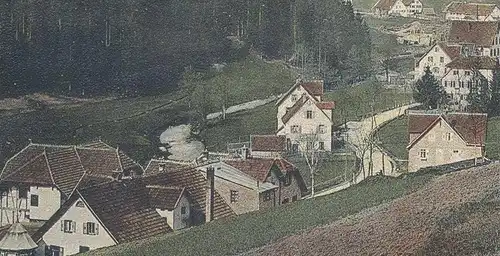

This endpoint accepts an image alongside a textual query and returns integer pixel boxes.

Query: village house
[147,185,191,231]
[372,0,423,17]
[441,56,497,110]
[444,2,500,21]
[142,159,235,224]
[276,80,335,152]
[407,111,487,172]
[414,42,461,80]
[196,154,307,214]
[31,180,173,256]
[0,141,143,227]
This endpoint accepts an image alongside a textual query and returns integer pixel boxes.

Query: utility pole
[369,98,374,177]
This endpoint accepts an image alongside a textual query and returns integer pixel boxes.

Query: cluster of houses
[413,18,500,110]
[0,138,309,255]
[0,80,337,255]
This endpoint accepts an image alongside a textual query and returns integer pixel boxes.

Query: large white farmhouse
[444,2,500,21]
[275,80,334,152]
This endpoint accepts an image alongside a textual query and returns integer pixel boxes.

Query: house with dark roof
[276,80,335,152]
[444,2,500,21]
[441,56,497,110]
[372,0,422,17]
[142,160,235,224]
[447,20,500,58]
[195,156,306,215]
[0,141,143,226]
[147,185,191,230]
[407,111,487,172]
[31,180,173,256]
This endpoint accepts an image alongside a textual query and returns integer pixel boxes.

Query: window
[453,70,459,75]
[83,222,98,235]
[181,206,186,214]
[435,47,439,52]
[465,71,471,76]
[428,56,433,62]
[446,132,452,141]
[30,195,38,207]
[306,141,314,150]
[432,67,439,73]
[460,81,464,88]
[291,125,300,134]
[420,149,427,160]
[453,150,459,154]
[76,201,85,208]
[284,174,291,186]
[440,56,444,63]
[263,191,271,201]
[451,81,456,87]
[282,198,289,204]
[61,220,76,233]
[306,110,313,119]
[318,125,326,134]
[291,94,297,101]
[444,81,448,87]
[468,81,473,88]
[292,195,298,202]
[230,190,239,203]
[79,246,90,253]
[319,141,325,150]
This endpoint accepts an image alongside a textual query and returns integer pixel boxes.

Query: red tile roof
[373,0,397,11]
[147,186,186,211]
[224,158,276,182]
[408,112,488,146]
[445,56,497,70]
[448,21,499,46]
[316,102,335,110]
[144,159,191,176]
[141,167,235,220]
[251,135,286,152]
[0,142,143,198]
[446,2,497,17]
[301,81,324,96]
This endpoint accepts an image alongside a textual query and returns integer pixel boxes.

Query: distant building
[414,42,461,80]
[444,2,500,21]
[0,141,143,226]
[441,56,497,110]
[372,0,423,17]
[447,20,500,59]
[276,80,335,152]
[407,111,487,172]
[249,135,286,158]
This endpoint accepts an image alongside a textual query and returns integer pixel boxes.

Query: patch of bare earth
[251,163,500,256]
[0,93,112,111]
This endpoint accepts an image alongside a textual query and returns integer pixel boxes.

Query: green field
[86,171,437,256]
[0,56,294,166]
[376,115,500,161]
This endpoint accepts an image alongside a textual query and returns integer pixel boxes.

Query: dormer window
[291,94,298,101]
[306,111,313,119]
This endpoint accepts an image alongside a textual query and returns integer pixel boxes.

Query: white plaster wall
[408,119,483,172]
[277,102,332,151]
[156,195,190,230]
[42,199,116,255]
[415,45,453,80]
[29,186,61,221]
[277,86,318,129]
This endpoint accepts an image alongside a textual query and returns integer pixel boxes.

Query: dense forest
[0,0,371,98]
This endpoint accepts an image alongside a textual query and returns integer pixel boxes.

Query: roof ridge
[116,147,124,173]
[43,150,59,193]
[117,149,145,172]
[173,187,186,209]
[67,146,87,198]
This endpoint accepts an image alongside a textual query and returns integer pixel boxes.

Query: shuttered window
[83,222,99,235]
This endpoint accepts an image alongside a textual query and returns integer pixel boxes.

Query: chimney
[205,166,215,222]
[241,145,248,160]
[202,148,209,161]
[158,162,166,173]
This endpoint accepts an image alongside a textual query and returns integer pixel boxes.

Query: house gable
[407,117,467,150]
[36,195,117,256]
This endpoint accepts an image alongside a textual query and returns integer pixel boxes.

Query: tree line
[0,0,371,98]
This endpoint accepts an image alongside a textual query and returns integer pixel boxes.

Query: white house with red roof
[275,80,335,152]
[444,2,500,21]
[372,0,423,17]
[407,111,487,172]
